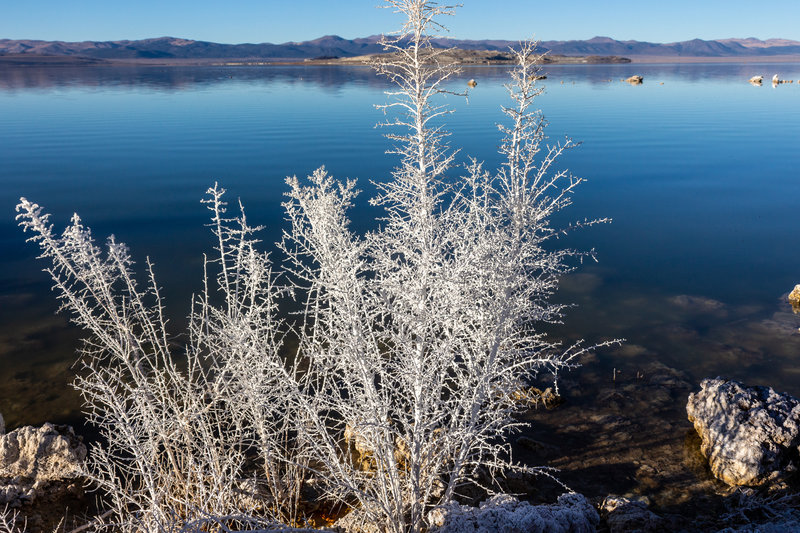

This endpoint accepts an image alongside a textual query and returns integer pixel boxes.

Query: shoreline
[4,53,800,68]
[4,369,799,532]
[0,53,630,67]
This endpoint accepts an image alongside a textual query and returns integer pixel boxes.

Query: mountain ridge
[2,35,800,61]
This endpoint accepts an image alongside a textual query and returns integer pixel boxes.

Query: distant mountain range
[2,35,800,61]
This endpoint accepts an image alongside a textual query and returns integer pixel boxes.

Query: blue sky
[2,0,799,44]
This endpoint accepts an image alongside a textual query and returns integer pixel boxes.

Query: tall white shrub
[278,2,612,532]
[16,1,609,532]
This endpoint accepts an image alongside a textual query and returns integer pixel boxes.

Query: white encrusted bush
[15,1,607,531]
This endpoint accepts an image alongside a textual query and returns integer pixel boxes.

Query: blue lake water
[1,63,800,432]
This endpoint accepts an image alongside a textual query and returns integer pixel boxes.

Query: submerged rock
[669,294,726,314]
[686,378,800,486]
[601,496,662,532]
[428,492,599,532]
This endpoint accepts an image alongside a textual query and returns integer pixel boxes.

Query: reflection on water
[1,64,799,513]
[2,61,797,92]
[0,65,389,92]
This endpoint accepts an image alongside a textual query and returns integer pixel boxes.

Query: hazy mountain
[542,36,800,57]
[716,37,800,52]
[1,35,799,61]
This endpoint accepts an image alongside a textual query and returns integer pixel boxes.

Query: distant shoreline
[0,52,631,67]
[2,53,800,68]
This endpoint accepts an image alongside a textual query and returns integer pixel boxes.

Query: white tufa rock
[427,492,599,533]
[0,423,86,481]
[0,423,87,506]
[687,378,800,486]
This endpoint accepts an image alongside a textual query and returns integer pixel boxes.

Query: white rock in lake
[687,378,800,486]
[748,75,763,84]
[428,492,599,533]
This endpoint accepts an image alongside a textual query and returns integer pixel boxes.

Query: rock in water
[428,493,599,533]
[686,378,800,486]
[625,75,643,84]
[0,412,4,435]
[789,284,800,311]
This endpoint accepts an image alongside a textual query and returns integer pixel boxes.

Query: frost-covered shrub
[16,188,303,532]
[16,1,608,532]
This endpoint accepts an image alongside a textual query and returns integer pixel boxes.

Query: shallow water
[1,62,799,443]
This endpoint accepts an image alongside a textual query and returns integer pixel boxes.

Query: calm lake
[1,61,799,438]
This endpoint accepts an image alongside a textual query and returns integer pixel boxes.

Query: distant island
[266,49,632,66]
[1,35,800,66]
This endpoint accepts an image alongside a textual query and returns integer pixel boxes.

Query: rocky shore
[6,283,800,530]
[4,372,800,532]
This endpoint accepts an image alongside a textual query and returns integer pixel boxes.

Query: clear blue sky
[2,0,798,44]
